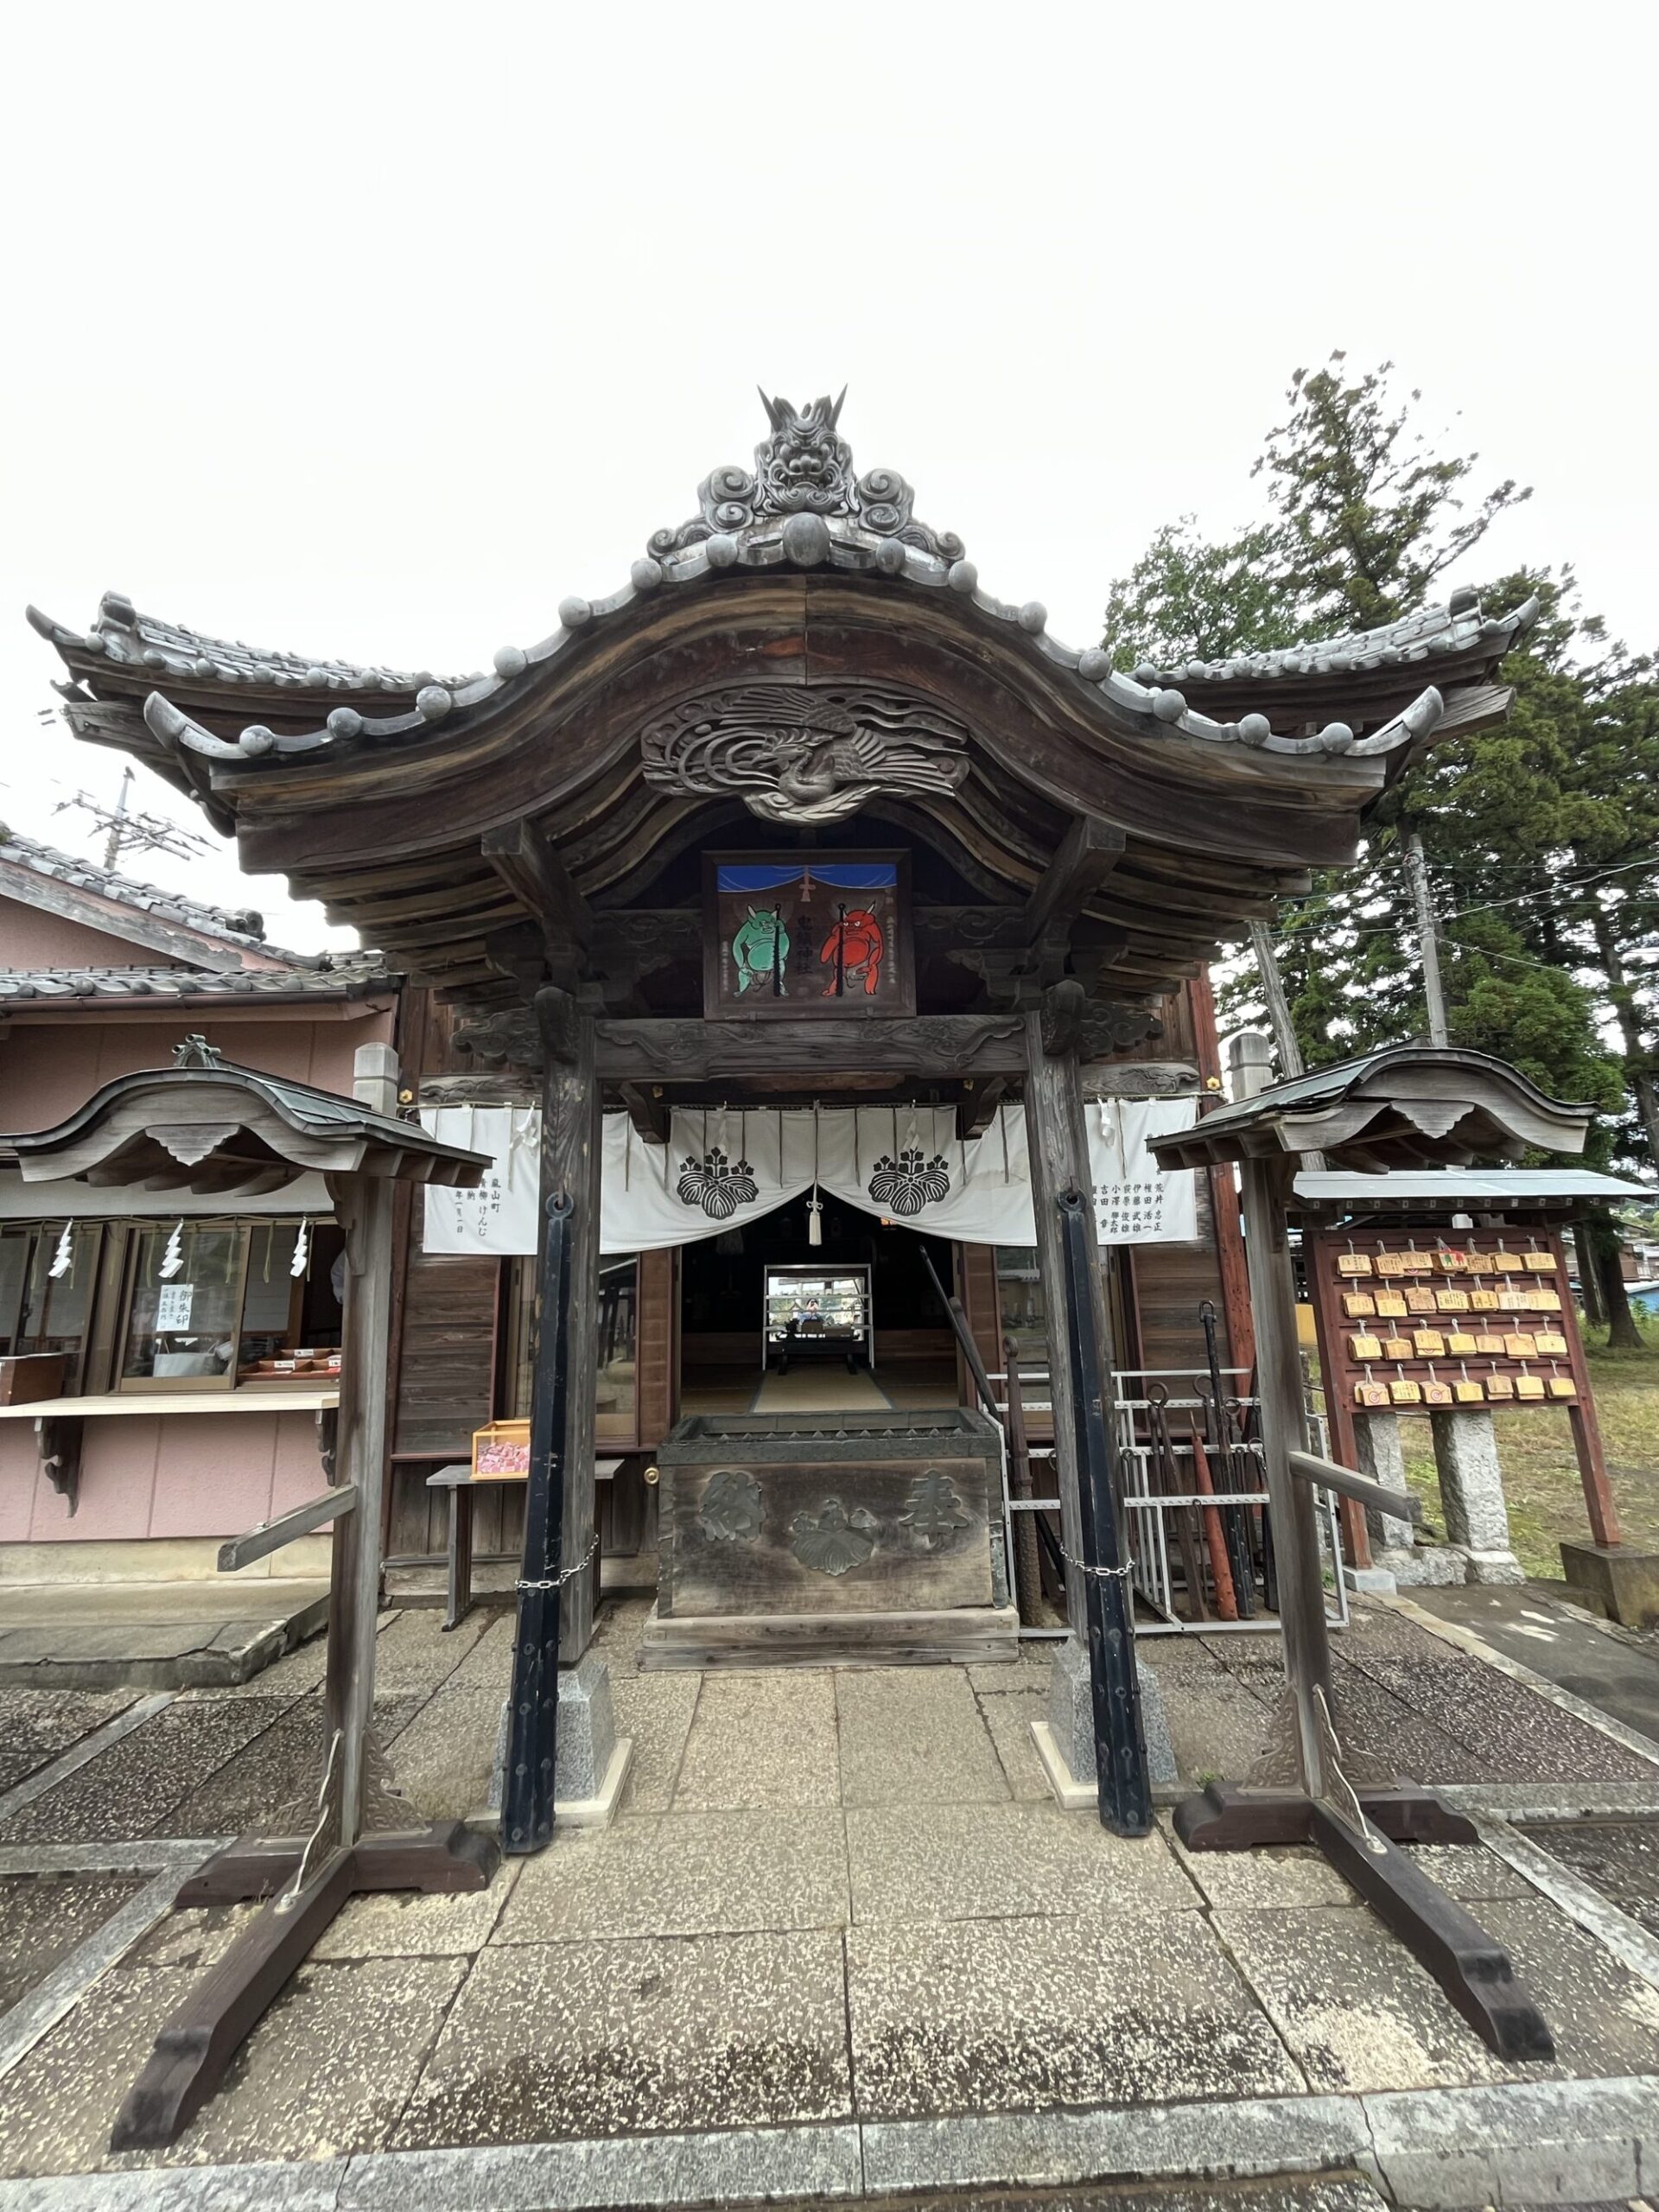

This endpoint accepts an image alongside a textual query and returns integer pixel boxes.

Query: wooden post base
[1175,1779,1479,1851]
[1173,1782,1553,2063]
[175,1819,499,1907]
[113,1822,501,2150]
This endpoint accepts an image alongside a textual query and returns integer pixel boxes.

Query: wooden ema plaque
[703,850,914,1019]
[1309,1229,1586,1415]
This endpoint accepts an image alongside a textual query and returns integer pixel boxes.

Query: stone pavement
[0,1576,330,1691]
[1409,1578,1659,1745]
[1,1598,1659,2205]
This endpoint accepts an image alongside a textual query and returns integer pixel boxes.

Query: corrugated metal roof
[1294,1169,1652,1201]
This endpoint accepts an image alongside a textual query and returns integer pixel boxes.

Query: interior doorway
[678,1190,959,1415]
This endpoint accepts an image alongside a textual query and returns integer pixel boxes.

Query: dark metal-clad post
[504,1191,574,1853]
[1058,1187,1152,1835]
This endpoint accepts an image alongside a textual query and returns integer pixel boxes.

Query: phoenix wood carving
[641,687,969,825]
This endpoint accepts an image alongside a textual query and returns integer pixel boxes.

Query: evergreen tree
[1103,359,1657,1340]
[1251,353,1530,632]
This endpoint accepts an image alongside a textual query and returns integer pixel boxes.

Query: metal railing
[987,1361,1350,1639]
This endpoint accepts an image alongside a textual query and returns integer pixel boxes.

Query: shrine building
[7,391,1537,1674]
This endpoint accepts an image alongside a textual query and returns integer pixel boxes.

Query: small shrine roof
[1150,1045,1595,1172]
[6,1043,487,1191]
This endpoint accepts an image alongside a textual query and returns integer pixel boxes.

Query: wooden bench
[426,1457,623,1630]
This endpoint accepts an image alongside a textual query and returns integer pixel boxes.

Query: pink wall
[0,894,177,969]
[0,1408,328,1543]
[1,1007,396,1133]
[0,889,296,974]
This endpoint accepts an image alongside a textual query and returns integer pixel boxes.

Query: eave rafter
[27,391,1537,1013]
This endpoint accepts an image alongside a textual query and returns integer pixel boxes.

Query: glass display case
[762,1264,873,1373]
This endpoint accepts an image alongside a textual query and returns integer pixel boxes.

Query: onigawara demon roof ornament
[646,388,965,565]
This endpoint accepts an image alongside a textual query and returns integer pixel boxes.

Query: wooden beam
[596,1014,1021,1083]
[617,1083,670,1144]
[216,1485,358,1573]
[1022,817,1126,948]
[481,821,593,949]
[956,1077,1008,1140]
[1080,1060,1201,1097]
[592,1007,1157,1083]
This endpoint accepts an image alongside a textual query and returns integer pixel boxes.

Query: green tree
[1103,359,1659,1340]
[1103,519,1295,670]
[1251,353,1531,632]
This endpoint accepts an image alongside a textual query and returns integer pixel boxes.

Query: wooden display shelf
[0,1387,340,1420]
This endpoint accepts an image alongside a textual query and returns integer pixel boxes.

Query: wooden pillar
[1237,1153,1334,1796]
[322,1169,397,1846]
[536,987,602,1663]
[1021,1013,1103,1624]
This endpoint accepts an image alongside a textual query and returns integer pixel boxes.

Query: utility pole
[1406,833,1450,1046]
[1249,922,1305,1079]
[103,767,134,872]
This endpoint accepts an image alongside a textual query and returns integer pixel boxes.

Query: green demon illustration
[731,905,789,994]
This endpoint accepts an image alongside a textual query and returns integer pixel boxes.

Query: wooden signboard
[1307,1227,1586,1415]
[703,851,913,1019]
[1306,1221,1620,1554]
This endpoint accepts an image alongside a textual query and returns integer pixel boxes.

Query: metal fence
[988,1362,1349,1640]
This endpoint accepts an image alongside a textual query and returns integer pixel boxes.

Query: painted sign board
[703,851,914,1018]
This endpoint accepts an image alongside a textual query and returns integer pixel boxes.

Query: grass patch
[1397,1312,1659,1580]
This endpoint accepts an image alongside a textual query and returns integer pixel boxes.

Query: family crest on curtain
[421,1099,1199,1256]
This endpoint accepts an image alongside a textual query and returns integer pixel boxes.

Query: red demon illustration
[820,907,885,997]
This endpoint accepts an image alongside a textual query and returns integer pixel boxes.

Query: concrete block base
[1374,1543,1468,1588]
[1042,1637,1178,1796]
[1561,1539,1659,1628]
[1344,1565,1398,1596]
[486,1654,626,1831]
[1463,1547,1526,1586]
[1030,1717,1095,1810]
[639,1599,1020,1670]
[555,1736,633,1827]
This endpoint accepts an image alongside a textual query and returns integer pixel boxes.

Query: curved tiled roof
[27,591,477,699]
[1126,589,1538,690]
[0,954,394,1003]
[31,392,1535,798]
[0,823,271,949]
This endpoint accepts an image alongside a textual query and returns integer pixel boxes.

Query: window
[0,1216,351,1400]
[506,1251,640,1444]
[995,1247,1050,1375]
[118,1218,346,1392]
[0,1223,107,1394]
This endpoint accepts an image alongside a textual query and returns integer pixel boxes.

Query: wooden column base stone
[113,1822,500,2151]
[1175,1782,1554,2063]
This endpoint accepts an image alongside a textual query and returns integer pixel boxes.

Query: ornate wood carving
[643,687,969,827]
[647,389,963,562]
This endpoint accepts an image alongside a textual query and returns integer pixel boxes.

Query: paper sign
[156,1282,194,1332]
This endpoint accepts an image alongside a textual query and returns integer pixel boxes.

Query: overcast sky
[3,4,1654,955]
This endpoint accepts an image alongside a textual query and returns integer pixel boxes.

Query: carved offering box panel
[656,1410,999,1618]
[704,851,914,1019]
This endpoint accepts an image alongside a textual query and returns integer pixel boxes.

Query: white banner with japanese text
[421,1098,1198,1256]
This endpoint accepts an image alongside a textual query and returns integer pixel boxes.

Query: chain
[1053,1538,1136,1585]
[515,1529,601,1593]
